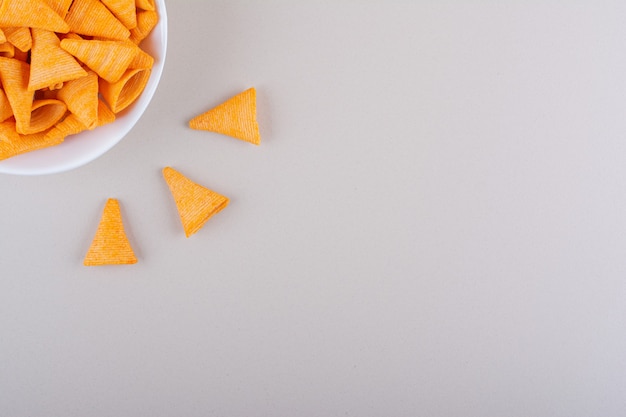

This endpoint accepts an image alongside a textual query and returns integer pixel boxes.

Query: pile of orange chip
[84,87,261,266]
[0,0,158,161]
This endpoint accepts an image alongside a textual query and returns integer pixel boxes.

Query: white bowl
[0,0,168,176]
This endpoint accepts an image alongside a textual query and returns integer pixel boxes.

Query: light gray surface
[2,1,626,416]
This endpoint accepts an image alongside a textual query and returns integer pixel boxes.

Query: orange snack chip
[84,198,137,266]
[60,38,137,83]
[43,0,73,19]
[162,167,230,238]
[3,27,32,52]
[0,0,158,161]
[189,88,261,145]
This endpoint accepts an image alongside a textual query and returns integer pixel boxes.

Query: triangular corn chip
[189,88,261,145]
[101,0,137,29]
[0,57,32,134]
[129,9,157,44]
[57,71,99,129]
[84,198,137,266]
[39,86,61,100]
[0,29,6,44]
[0,89,13,122]
[99,67,150,113]
[65,0,130,41]
[3,27,32,53]
[96,99,116,126]
[43,0,74,19]
[0,0,69,33]
[135,0,154,11]
[61,32,84,41]
[128,46,154,69]
[44,113,86,142]
[29,29,88,91]
[0,120,63,161]
[60,38,137,83]
[162,167,230,238]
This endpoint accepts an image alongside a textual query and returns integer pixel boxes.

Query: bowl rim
[0,0,168,176]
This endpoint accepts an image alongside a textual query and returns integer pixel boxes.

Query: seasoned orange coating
[65,0,130,40]
[60,38,138,83]
[189,88,261,145]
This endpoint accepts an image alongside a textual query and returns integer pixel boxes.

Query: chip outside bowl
[0,0,168,176]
